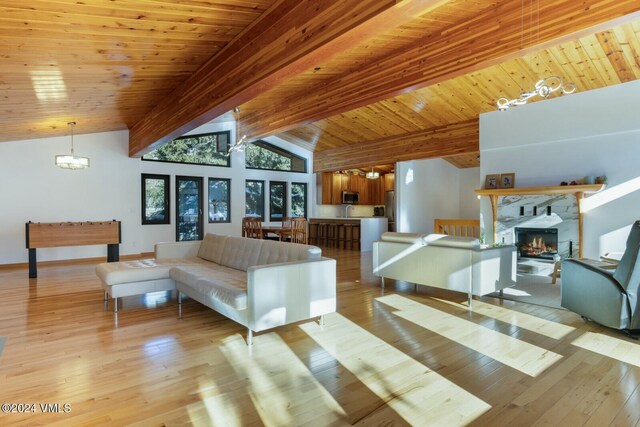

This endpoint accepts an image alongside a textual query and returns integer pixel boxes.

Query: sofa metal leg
[319,315,325,327]
[104,291,108,301]
[381,277,385,289]
[247,329,253,346]
[467,292,472,311]
[178,291,183,318]
[114,297,118,313]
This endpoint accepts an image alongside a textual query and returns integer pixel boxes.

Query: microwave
[342,191,359,204]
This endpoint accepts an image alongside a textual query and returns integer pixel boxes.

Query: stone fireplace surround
[496,194,578,260]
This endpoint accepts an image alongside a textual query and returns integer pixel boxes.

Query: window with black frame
[208,178,230,223]
[141,174,170,224]
[245,140,307,172]
[291,182,307,218]
[269,181,287,222]
[245,180,264,220]
[142,131,230,166]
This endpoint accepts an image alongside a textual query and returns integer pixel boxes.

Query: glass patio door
[176,176,203,241]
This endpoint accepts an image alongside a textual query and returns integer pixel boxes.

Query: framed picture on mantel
[485,174,499,189]
[500,173,515,189]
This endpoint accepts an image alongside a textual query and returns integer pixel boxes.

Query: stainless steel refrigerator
[385,191,395,232]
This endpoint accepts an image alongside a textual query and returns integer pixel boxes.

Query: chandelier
[497,76,576,111]
[496,0,576,111]
[227,107,248,156]
[55,122,90,169]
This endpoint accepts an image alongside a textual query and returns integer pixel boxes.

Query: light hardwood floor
[1,249,639,426]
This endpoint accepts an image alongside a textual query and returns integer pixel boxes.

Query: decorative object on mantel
[475,184,605,258]
[496,0,576,111]
[55,122,90,170]
[499,173,515,189]
[484,174,499,189]
[227,107,249,156]
[560,175,606,186]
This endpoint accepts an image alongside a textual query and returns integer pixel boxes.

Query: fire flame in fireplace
[522,235,557,256]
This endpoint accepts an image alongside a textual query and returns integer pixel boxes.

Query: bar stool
[317,223,329,247]
[327,223,338,248]
[308,223,319,245]
[342,224,354,250]
[351,224,360,250]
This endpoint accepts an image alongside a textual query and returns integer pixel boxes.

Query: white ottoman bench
[96,259,180,312]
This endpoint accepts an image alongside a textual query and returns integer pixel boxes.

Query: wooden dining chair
[291,218,308,244]
[249,218,263,239]
[242,217,262,239]
[279,216,293,241]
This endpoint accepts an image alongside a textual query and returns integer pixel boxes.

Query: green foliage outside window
[143,132,230,166]
[245,140,306,172]
[291,183,307,218]
[245,180,264,220]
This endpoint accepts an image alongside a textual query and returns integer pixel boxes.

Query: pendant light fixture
[496,0,576,111]
[227,107,248,156]
[366,167,380,179]
[55,121,90,170]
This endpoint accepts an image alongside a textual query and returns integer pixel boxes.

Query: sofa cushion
[381,232,427,244]
[197,234,228,264]
[171,266,247,310]
[96,258,201,286]
[257,240,322,265]
[219,237,263,271]
[427,235,480,249]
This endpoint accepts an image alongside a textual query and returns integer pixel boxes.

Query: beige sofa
[96,234,336,344]
[373,232,516,306]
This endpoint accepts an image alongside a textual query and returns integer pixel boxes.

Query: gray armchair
[561,220,640,331]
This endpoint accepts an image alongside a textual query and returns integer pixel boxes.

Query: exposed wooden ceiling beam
[244,0,640,140]
[313,119,478,172]
[128,0,450,156]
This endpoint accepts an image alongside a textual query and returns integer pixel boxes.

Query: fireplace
[515,227,558,260]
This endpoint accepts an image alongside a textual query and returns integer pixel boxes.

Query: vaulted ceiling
[1,1,640,171]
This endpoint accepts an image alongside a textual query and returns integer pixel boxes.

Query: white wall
[480,79,640,258]
[395,158,477,234]
[459,167,481,219]
[0,130,139,264]
[0,123,313,265]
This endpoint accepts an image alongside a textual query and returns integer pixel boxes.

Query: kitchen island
[308,217,388,252]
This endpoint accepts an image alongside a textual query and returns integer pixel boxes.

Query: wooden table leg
[552,262,560,284]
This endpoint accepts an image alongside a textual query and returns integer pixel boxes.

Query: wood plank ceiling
[0,0,276,140]
[1,1,640,171]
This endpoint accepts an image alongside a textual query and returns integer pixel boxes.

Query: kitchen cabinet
[384,173,395,192]
[320,172,392,205]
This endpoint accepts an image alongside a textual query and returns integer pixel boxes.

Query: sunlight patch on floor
[188,382,242,427]
[433,298,575,340]
[572,332,640,367]
[501,288,532,297]
[220,333,346,426]
[377,294,562,377]
[300,313,491,426]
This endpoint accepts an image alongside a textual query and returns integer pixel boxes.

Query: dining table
[260,224,292,240]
